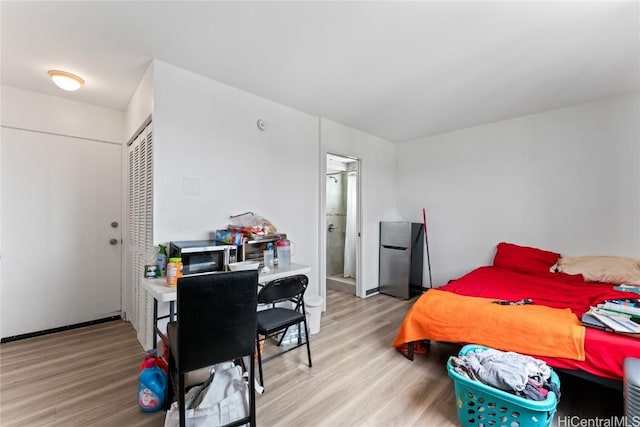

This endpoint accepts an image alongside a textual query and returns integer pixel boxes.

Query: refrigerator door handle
[381,245,408,250]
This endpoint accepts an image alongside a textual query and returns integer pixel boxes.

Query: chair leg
[178,372,186,427]
[166,349,176,410]
[249,353,256,427]
[238,357,245,371]
[302,318,312,368]
[256,333,264,388]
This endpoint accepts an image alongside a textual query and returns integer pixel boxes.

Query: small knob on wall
[109,238,119,245]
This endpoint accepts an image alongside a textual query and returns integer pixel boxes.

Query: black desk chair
[166,270,258,427]
[255,274,312,389]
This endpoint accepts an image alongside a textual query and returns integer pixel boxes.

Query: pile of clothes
[451,348,560,401]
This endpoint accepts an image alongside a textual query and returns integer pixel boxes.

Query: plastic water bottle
[276,239,291,269]
[156,244,168,277]
[138,361,167,412]
[263,243,274,271]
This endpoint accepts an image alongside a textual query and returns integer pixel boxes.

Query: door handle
[328,224,338,232]
[382,245,407,250]
[109,238,119,245]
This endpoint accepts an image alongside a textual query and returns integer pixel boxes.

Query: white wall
[124,63,154,141]
[320,118,401,295]
[1,85,124,142]
[397,92,640,286]
[152,61,321,293]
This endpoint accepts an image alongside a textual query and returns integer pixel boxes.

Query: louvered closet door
[127,123,154,350]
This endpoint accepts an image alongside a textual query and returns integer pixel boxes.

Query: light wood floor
[0,289,623,426]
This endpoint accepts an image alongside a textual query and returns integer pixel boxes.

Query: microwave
[169,240,238,276]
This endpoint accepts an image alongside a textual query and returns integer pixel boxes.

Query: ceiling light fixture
[48,70,84,91]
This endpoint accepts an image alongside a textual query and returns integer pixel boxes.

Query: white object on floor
[255,379,264,394]
[304,295,323,335]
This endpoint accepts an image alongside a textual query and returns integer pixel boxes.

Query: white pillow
[551,256,640,285]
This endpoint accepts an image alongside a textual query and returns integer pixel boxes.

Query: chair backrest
[176,270,258,373]
[257,274,308,307]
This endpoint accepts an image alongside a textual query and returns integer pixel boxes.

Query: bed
[392,243,640,384]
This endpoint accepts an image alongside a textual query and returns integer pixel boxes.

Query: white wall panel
[152,61,320,294]
[124,64,154,141]
[397,92,640,286]
[1,85,124,143]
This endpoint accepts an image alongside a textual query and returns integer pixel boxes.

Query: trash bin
[304,294,323,335]
[624,358,640,422]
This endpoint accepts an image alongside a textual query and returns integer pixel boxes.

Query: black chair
[166,270,258,427]
[255,274,312,388]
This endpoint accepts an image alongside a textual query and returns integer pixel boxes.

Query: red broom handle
[422,208,433,288]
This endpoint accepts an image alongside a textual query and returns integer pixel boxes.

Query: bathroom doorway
[325,153,360,296]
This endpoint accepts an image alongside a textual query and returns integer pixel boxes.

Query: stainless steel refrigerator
[379,222,424,299]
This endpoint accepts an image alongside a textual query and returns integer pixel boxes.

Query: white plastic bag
[229,211,277,235]
[164,362,249,427]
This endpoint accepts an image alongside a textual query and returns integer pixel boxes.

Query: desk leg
[152,299,158,351]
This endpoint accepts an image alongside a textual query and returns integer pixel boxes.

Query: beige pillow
[551,256,640,285]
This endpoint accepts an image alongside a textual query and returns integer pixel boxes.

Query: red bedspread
[424,266,640,381]
[443,267,633,316]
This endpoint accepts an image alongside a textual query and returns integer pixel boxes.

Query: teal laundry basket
[447,345,560,427]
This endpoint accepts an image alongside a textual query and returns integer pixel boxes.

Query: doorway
[1,127,122,339]
[324,153,360,297]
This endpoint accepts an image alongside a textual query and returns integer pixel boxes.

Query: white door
[1,128,122,339]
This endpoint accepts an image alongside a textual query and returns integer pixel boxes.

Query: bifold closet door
[127,123,154,350]
[1,127,122,339]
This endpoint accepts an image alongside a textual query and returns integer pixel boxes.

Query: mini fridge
[379,222,424,299]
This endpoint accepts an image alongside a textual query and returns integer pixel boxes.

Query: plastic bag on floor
[164,362,249,427]
[276,325,308,346]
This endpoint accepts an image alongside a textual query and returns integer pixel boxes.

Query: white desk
[142,263,311,349]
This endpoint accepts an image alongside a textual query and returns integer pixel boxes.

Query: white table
[142,263,311,350]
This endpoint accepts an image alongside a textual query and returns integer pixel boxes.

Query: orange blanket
[393,290,586,361]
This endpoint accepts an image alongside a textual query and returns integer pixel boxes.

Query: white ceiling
[2,1,638,142]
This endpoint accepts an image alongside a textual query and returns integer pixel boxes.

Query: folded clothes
[451,348,559,401]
